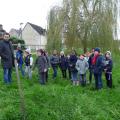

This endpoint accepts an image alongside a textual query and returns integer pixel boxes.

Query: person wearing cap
[104,51,113,88]
[50,50,60,79]
[33,49,47,85]
[24,48,33,79]
[92,47,104,89]
[0,33,14,84]
[59,51,68,79]
[16,46,25,76]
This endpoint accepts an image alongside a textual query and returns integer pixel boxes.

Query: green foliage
[10,37,25,50]
[0,55,120,120]
[47,0,119,53]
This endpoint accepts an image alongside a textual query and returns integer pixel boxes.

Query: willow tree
[47,6,63,52]
[47,0,119,53]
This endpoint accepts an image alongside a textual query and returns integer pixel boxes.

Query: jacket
[34,55,47,73]
[50,55,59,67]
[76,58,89,74]
[0,40,14,68]
[59,55,68,70]
[16,50,24,65]
[69,54,78,72]
[104,58,113,73]
[93,55,104,74]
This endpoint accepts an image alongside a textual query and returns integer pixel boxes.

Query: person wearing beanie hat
[104,51,113,88]
[24,48,33,79]
[94,47,101,53]
[33,49,47,85]
[59,51,68,79]
[92,47,104,89]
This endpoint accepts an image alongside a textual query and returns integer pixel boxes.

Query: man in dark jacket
[92,48,104,89]
[0,33,14,84]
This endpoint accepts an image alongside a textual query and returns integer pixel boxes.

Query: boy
[76,54,89,86]
[24,49,33,79]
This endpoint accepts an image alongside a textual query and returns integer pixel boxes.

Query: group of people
[0,31,113,90]
[48,48,113,89]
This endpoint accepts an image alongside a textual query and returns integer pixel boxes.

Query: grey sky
[0,0,62,32]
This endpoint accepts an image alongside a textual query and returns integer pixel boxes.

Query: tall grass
[0,55,120,120]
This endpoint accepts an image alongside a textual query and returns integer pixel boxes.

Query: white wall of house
[22,23,47,49]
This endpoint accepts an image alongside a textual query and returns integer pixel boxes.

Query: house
[22,22,47,50]
[9,28,21,38]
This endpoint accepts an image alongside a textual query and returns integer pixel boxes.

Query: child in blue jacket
[16,47,25,76]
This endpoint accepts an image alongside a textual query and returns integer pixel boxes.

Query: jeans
[52,66,57,79]
[3,68,12,84]
[18,64,25,76]
[105,73,112,88]
[25,66,32,79]
[94,73,103,89]
[79,74,86,86]
[89,69,93,83]
[71,72,77,81]
[68,68,71,80]
[39,72,46,85]
[61,69,67,78]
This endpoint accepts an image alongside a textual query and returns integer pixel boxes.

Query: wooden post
[15,59,26,120]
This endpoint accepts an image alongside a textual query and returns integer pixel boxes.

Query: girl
[33,49,47,85]
[104,51,113,88]
[59,51,68,79]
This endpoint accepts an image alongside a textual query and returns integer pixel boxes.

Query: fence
[12,44,46,52]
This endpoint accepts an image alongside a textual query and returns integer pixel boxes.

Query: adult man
[92,48,104,89]
[0,33,14,84]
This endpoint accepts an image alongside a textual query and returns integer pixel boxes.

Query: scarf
[92,54,99,65]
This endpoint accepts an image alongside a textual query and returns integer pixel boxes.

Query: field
[0,55,120,120]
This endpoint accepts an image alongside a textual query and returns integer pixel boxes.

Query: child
[24,49,33,79]
[104,51,113,88]
[59,51,68,79]
[16,46,25,76]
[69,50,78,85]
[33,49,47,85]
[76,54,89,86]
[50,50,59,79]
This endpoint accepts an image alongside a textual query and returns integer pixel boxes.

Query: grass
[0,56,120,120]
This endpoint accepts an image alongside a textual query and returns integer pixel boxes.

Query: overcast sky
[0,0,62,32]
